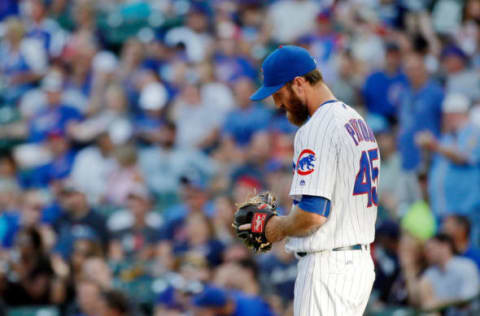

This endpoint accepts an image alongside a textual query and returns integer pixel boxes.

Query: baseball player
[233,46,380,315]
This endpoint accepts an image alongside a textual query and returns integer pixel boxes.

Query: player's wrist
[265,215,283,243]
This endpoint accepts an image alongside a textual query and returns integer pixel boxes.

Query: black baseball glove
[232,192,278,253]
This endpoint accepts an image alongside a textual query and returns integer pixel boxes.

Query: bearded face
[273,84,310,127]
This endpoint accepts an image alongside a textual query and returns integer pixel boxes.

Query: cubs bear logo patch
[296,149,316,176]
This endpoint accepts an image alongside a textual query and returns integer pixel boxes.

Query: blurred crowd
[0,0,480,315]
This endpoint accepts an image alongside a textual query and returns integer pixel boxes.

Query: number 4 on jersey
[353,148,379,207]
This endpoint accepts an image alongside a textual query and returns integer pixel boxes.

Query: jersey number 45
[353,148,379,208]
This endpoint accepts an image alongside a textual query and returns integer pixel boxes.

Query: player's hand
[232,192,278,253]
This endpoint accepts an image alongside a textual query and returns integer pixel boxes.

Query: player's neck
[307,82,337,116]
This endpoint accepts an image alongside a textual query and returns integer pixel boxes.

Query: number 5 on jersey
[353,148,379,207]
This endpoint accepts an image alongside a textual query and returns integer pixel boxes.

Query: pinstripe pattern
[286,101,379,252]
[287,101,378,315]
[293,250,375,315]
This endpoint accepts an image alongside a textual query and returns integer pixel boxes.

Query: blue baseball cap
[250,45,317,101]
[192,286,228,307]
[441,45,468,61]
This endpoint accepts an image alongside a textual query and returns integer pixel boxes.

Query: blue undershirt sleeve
[297,195,331,217]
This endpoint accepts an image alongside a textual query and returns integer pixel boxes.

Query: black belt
[296,244,368,258]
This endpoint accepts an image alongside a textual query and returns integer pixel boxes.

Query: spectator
[441,45,480,101]
[0,153,18,186]
[172,212,224,267]
[81,257,112,290]
[116,38,146,100]
[329,50,360,107]
[160,174,214,230]
[367,115,400,217]
[179,252,212,284]
[67,0,101,51]
[372,221,402,306]
[266,0,321,44]
[229,132,273,190]
[53,180,109,259]
[214,259,260,296]
[154,272,204,315]
[300,9,343,84]
[70,239,103,283]
[1,227,67,306]
[24,0,67,58]
[104,145,143,207]
[134,81,168,144]
[237,3,267,48]
[170,82,224,149]
[192,285,275,316]
[213,37,257,84]
[419,234,479,310]
[70,83,133,144]
[0,179,21,248]
[456,0,480,58]
[259,242,297,304]
[397,231,428,307]
[348,8,386,74]
[19,189,54,247]
[398,52,444,172]
[222,77,272,149]
[67,278,104,316]
[138,122,216,202]
[164,5,213,63]
[363,42,408,121]
[108,185,161,262]
[0,17,46,104]
[33,130,76,187]
[417,93,480,217]
[70,132,116,205]
[101,289,135,316]
[442,215,480,270]
[212,195,237,244]
[197,61,235,118]
[29,70,83,143]
[63,32,97,102]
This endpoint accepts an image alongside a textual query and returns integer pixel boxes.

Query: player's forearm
[266,206,327,242]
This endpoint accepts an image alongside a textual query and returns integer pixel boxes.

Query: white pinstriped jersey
[286,100,380,253]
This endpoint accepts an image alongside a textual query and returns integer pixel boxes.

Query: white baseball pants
[293,249,375,316]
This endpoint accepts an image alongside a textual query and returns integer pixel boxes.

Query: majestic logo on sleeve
[296,149,316,175]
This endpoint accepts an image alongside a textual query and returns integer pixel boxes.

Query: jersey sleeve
[289,117,339,199]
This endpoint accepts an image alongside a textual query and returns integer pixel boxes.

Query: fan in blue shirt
[192,285,276,316]
[222,78,272,147]
[363,42,407,121]
[398,53,443,171]
[417,93,480,216]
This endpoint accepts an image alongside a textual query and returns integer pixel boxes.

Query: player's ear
[291,76,305,95]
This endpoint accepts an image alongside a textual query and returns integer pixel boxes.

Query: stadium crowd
[0,0,480,315]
